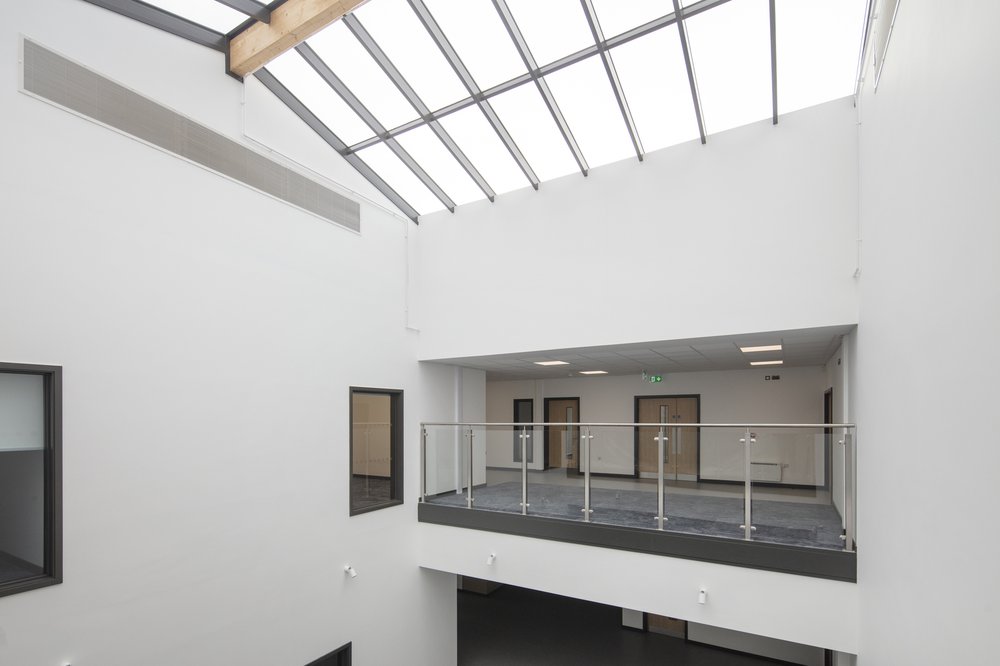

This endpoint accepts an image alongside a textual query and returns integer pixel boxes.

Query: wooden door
[636,396,699,479]
[545,398,579,470]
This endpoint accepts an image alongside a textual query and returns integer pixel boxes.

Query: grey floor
[429,471,844,550]
[459,585,791,666]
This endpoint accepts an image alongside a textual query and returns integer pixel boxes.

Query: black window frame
[349,387,403,516]
[0,361,62,599]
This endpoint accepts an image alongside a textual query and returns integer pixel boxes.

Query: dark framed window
[0,362,62,598]
[305,642,351,665]
[512,398,534,463]
[350,387,403,515]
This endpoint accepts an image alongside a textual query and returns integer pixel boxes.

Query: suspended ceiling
[83,0,870,222]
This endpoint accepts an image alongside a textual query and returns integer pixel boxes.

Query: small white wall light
[344,565,358,578]
[698,587,707,605]
[486,553,496,566]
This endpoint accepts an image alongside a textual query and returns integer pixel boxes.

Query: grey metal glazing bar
[769,0,778,125]
[254,67,420,222]
[408,0,540,190]
[673,0,707,144]
[343,15,497,203]
[82,0,226,51]
[215,0,270,23]
[493,0,589,176]
[347,0,731,155]
[296,43,456,213]
[580,0,644,162]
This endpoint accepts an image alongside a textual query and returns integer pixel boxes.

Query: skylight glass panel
[610,30,701,153]
[590,0,672,40]
[505,0,596,68]
[393,125,484,207]
[265,51,373,146]
[307,22,418,131]
[351,0,469,112]
[421,0,527,90]
[542,57,636,168]
[775,0,868,114]
[143,0,247,33]
[488,85,580,182]
[435,105,530,195]
[356,143,443,215]
[682,0,772,135]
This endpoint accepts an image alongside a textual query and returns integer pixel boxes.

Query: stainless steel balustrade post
[582,427,593,522]
[466,426,474,509]
[741,426,754,540]
[656,424,666,530]
[843,430,855,552]
[520,426,529,515]
[420,425,427,502]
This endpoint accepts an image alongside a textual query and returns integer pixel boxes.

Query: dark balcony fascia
[418,502,856,583]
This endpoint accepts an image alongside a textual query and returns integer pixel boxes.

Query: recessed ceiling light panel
[534,360,570,366]
[750,360,784,366]
[740,344,783,353]
[579,370,608,375]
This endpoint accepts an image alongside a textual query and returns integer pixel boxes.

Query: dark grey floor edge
[418,502,856,583]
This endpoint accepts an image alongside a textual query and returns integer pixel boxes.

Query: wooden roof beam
[228,0,369,79]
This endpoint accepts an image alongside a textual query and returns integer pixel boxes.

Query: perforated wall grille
[21,38,361,232]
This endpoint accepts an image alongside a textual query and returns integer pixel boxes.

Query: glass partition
[421,422,855,554]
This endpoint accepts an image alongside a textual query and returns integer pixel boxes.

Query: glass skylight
[610,30,701,153]
[351,0,469,112]
[422,0,527,90]
[436,105,532,196]
[307,22,417,132]
[393,125,484,207]
[504,0,596,68]
[590,0,672,40]
[488,84,580,182]
[265,51,372,146]
[776,0,869,114]
[683,0,773,135]
[356,143,443,215]
[542,56,637,168]
[143,0,247,33]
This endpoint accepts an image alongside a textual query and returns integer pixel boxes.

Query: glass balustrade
[421,422,856,553]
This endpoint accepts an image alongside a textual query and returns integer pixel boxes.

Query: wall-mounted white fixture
[344,565,358,578]
[698,587,707,604]
[486,553,496,566]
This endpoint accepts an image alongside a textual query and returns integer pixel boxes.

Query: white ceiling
[426,325,854,381]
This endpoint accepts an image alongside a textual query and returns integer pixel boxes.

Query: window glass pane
[505,0,596,67]
[542,56,636,168]
[422,0,527,90]
[590,0,672,39]
[436,106,530,196]
[351,0,469,112]
[351,390,401,515]
[683,0,772,135]
[489,85,579,182]
[394,125,485,207]
[0,373,45,581]
[308,23,419,131]
[143,0,247,33]
[266,51,374,146]
[356,143,444,215]
[610,30,700,153]
[776,0,868,114]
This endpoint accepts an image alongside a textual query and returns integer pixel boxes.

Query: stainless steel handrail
[421,422,856,429]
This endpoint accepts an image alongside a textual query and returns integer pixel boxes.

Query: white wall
[416,99,859,361]
[486,367,827,483]
[0,2,456,664]
[854,1,1000,663]
[418,523,858,653]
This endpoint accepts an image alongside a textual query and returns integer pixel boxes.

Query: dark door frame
[513,398,534,463]
[543,397,579,471]
[823,388,834,490]
[633,394,702,480]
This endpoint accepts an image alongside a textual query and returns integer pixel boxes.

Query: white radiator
[750,462,783,482]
